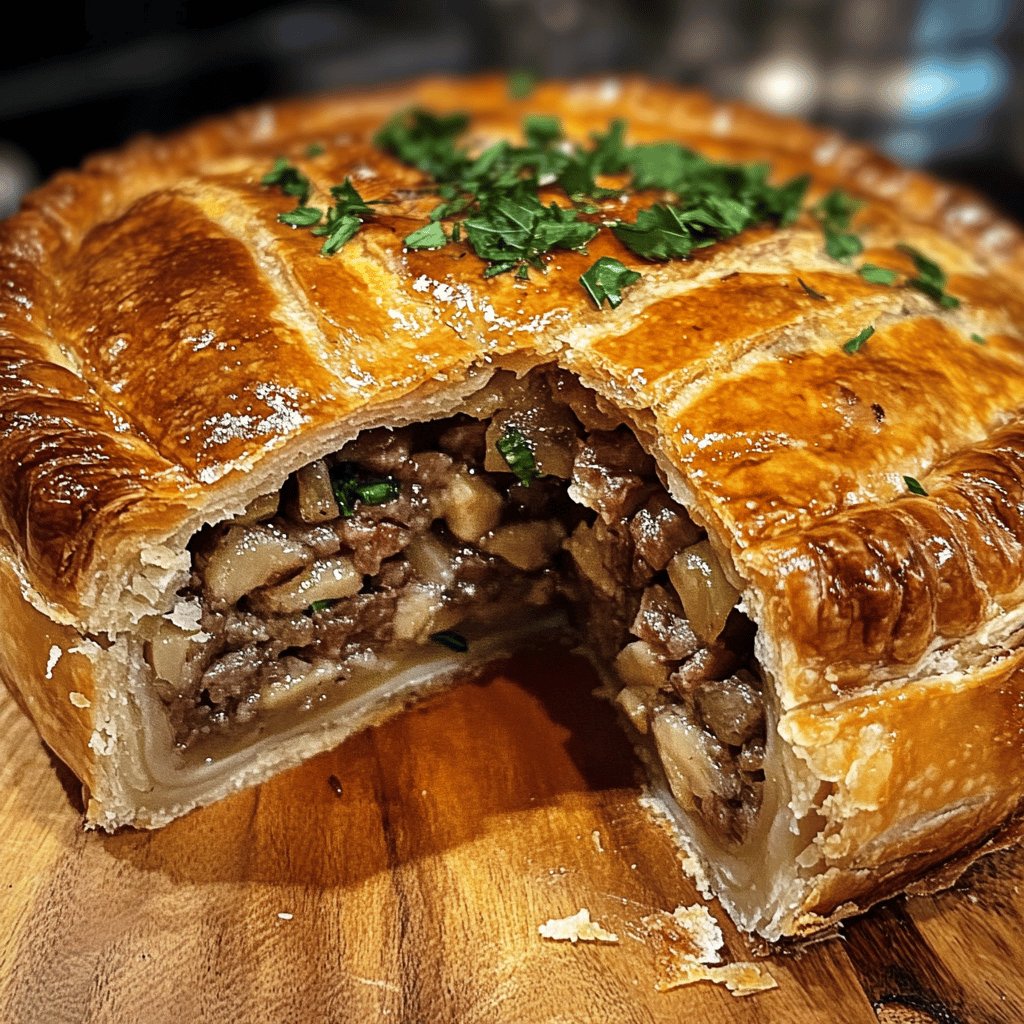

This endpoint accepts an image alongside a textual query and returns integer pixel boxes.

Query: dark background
[1,1,1022,219]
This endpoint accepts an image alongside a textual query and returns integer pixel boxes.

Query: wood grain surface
[0,651,1020,1024]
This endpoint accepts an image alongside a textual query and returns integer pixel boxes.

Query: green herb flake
[329,466,398,516]
[970,332,987,345]
[507,69,538,100]
[261,157,313,205]
[313,213,363,255]
[896,244,960,308]
[374,108,470,180]
[278,205,324,228]
[612,161,808,262]
[903,475,928,496]
[612,204,696,261]
[842,324,875,355]
[308,599,335,614]
[404,221,448,250]
[523,113,563,147]
[858,264,899,286]
[305,142,326,157]
[797,277,828,301]
[496,426,539,486]
[464,192,598,278]
[355,479,400,506]
[430,630,469,653]
[580,256,642,309]
[309,177,375,255]
[813,189,864,263]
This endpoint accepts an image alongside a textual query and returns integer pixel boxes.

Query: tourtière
[1,76,1022,941]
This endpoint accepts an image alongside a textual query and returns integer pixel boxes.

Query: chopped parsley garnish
[329,465,400,517]
[376,109,608,276]
[430,630,469,652]
[858,264,898,286]
[896,244,960,308]
[308,599,335,614]
[612,159,809,261]
[262,160,377,256]
[305,142,325,158]
[611,204,700,260]
[261,157,312,204]
[308,178,376,255]
[813,189,863,263]
[842,324,875,354]
[374,108,470,180]
[278,205,324,228]
[404,221,448,250]
[580,257,642,308]
[375,109,806,280]
[465,192,598,277]
[797,277,828,301]
[970,332,987,345]
[508,69,538,100]
[903,475,928,496]
[496,426,539,486]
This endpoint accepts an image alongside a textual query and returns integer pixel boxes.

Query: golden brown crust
[3,75,1024,633]
[2,75,1024,934]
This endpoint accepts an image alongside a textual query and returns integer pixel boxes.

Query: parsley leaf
[843,324,875,354]
[261,157,312,205]
[797,277,828,300]
[858,264,898,286]
[496,426,539,486]
[580,257,642,309]
[430,630,469,652]
[628,141,700,191]
[308,599,335,613]
[896,244,960,308]
[404,221,448,250]
[312,212,362,255]
[310,178,375,255]
[523,113,563,147]
[612,204,697,260]
[330,465,399,516]
[375,108,469,180]
[278,205,324,228]
[305,142,325,158]
[464,192,598,277]
[970,332,987,345]
[356,479,400,506]
[903,475,928,496]
[813,189,863,263]
[508,69,538,100]
[612,153,808,261]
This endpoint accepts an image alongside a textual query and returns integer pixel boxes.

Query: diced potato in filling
[155,367,767,845]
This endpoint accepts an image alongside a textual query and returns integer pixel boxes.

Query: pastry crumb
[539,908,619,944]
[644,904,777,998]
[277,912,293,921]
[656,960,778,997]
[45,645,62,680]
[69,691,91,708]
[591,830,604,854]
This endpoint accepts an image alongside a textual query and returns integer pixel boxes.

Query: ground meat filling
[149,368,767,845]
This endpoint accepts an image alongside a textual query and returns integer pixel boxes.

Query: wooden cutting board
[0,650,1020,1024]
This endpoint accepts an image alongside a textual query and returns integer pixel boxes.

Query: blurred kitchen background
[1,0,1021,219]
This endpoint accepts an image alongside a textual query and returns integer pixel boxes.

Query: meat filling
[149,367,767,845]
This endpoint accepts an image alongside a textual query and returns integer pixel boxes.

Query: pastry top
[2,75,1023,706]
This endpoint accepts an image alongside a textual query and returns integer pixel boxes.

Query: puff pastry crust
[1,76,1022,940]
